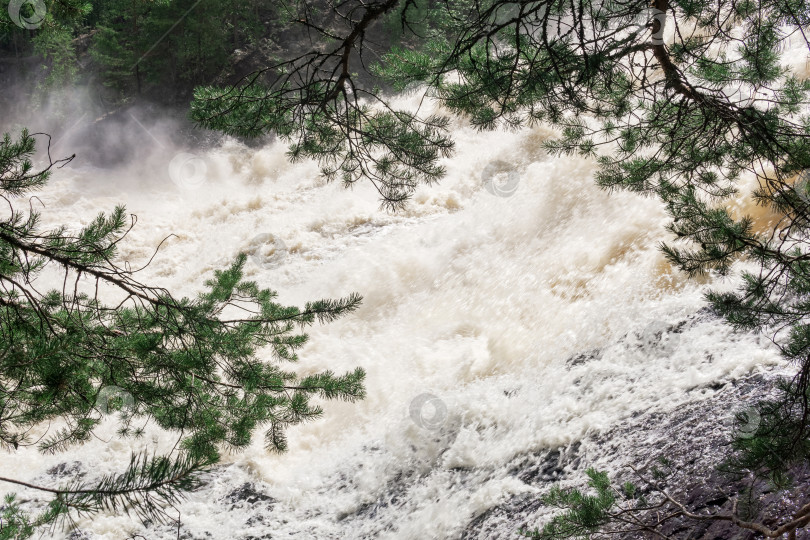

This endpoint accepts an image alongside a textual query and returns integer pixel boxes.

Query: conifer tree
[0,130,365,535]
[90,0,271,101]
[91,0,154,97]
[0,0,90,98]
[3,0,810,536]
[191,0,810,475]
[190,0,810,535]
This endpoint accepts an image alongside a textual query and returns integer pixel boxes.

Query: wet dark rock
[650,464,810,540]
[342,474,408,522]
[223,483,275,509]
[47,461,84,478]
[171,528,212,540]
[460,369,808,540]
[567,348,602,367]
[694,305,718,319]
[461,494,543,540]
[245,514,265,527]
[509,443,581,485]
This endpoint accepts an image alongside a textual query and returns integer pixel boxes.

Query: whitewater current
[0,91,787,539]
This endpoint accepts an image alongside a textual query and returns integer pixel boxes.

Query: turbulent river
[0,92,786,539]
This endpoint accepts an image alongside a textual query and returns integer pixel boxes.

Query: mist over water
[0,92,784,539]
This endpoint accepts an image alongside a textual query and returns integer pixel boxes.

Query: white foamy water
[1,93,785,539]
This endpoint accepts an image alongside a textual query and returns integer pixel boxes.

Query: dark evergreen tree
[521,465,810,539]
[190,0,810,535]
[91,0,271,101]
[91,0,154,98]
[0,0,90,102]
[3,0,810,536]
[191,0,810,470]
[0,130,365,535]
[191,0,455,208]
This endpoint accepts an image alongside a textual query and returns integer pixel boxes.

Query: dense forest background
[0,0,429,113]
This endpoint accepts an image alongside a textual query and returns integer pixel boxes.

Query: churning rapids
[0,90,788,539]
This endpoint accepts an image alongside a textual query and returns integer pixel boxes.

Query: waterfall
[0,93,783,539]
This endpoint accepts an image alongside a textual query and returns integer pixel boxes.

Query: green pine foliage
[190,0,455,209]
[0,130,365,534]
[4,0,810,536]
[32,26,79,90]
[0,0,89,104]
[522,462,810,539]
[0,0,272,103]
[523,469,619,539]
[188,0,810,536]
[0,0,90,48]
[382,0,436,46]
[91,0,272,101]
[90,0,156,99]
[191,83,454,208]
[195,0,810,476]
[0,495,35,540]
